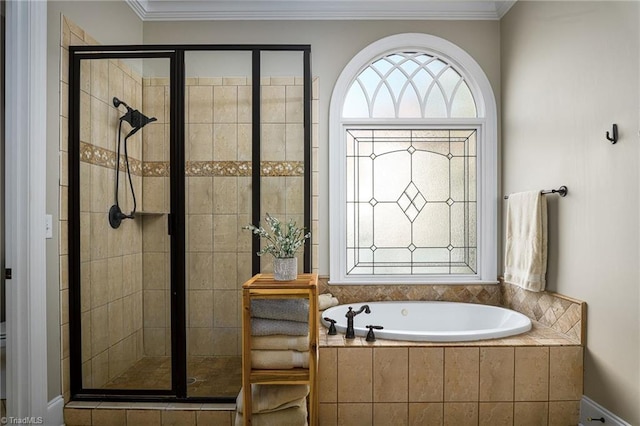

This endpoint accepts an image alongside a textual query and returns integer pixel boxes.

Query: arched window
[329,33,497,284]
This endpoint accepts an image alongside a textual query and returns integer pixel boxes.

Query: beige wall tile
[286,85,304,123]
[237,179,252,215]
[212,252,238,290]
[261,85,286,123]
[373,403,407,426]
[261,177,286,214]
[261,123,286,161]
[409,347,444,402]
[479,402,513,426]
[144,327,167,356]
[549,346,583,400]
[144,85,167,124]
[373,348,408,403]
[213,290,238,328]
[188,177,214,214]
[337,403,372,425]
[237,86,252,124]
[188,252,214,290]
[338,348,372,403]
[548,400,580,425]
[319,403,338,426]
[213,214,237,252]
[444,402,478,426]
[285,123,304,161]
[142,215,169,252]
[143,289,166,328]
[143,122,167,162]
[211,327,239,356]
[81,311,92,363]
[122,253,142,296]
[188,214,213,252]
[319,348,338,403]
[514,402,548,426]
[212,177,238,214]
[107,256,123,301]
[90,97,109,150]
[188,327,213,356]
[409,403,443,426]
[515,347,549,401]
[143,252,167,290]
[108,62,124,105]
[213,124,238,161]
[197,410,233,426]
[90,60,109,102]
[187,123,213,161]
[127,409,162,425]
[444,348,479,402]
[188,86,213,124]
[162,410,196,426]
[237,124,252,161]
[90,214,109,260]
[64,408,92,426]
[91,349,109,387]
[189,290,214,327]
[142,177,167,213]
[91,304,109,356]
[108,299,124,346]
[214,85,238,123]
[480,347,514,401]
[92,409,126,426]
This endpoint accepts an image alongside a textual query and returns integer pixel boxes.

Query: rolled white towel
[318,293,339,310]
[251,334,309,352]
[251,350,309,369]
[236,384,309,414]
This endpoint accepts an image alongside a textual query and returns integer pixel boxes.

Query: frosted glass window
[342,52,477,119]
[345,129,477,275]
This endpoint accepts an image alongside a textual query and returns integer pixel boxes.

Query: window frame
[329,33,497,284]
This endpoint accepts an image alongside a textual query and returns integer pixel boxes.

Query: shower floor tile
[103,356,242,398]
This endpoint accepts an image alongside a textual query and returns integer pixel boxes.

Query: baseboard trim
[47,395,64,426]
[580,396,631,426]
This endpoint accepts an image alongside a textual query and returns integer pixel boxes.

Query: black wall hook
[606,124,618,144]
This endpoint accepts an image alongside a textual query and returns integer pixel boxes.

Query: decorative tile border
[80,142,304,177]
[501,279,585,344]
[80,141,142,175]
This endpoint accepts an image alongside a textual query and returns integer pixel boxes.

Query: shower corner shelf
[241,273,319,426]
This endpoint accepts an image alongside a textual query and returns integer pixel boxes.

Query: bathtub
[321,301,532,342]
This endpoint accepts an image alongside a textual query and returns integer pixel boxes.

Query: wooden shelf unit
[241,273,319,426]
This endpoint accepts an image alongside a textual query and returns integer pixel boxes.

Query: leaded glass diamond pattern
[397,182,427,222]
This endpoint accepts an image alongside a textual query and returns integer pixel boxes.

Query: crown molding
[125,0,518,21]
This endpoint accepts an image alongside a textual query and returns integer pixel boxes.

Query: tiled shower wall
[61,17,146,392]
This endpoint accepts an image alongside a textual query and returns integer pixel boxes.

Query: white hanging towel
[504,191,548,292]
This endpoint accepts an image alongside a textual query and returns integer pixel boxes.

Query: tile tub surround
[318,324,583,426]
[319,276,586,345]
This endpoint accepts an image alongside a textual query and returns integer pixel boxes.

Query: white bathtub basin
[321,301,532,342]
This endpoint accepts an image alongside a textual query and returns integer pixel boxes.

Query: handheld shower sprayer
[109,97,157,229]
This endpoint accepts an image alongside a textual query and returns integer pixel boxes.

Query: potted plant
[243,214,311,281]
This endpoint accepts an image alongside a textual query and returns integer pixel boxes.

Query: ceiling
[125,0,517,21]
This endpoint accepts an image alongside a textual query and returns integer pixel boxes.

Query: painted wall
[501,2,640,423]
[141,19,502,276]
[47,0,143,401]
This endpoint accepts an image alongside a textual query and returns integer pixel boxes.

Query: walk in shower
[68,45,311,402]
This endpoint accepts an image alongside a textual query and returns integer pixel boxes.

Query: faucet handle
[323,317,337,335]
[365,325,384,342]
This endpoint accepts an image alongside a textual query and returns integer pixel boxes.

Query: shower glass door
[183,50,252,398]
[71,51,175,394]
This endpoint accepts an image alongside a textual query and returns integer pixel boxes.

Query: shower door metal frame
[67,44,312,403]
